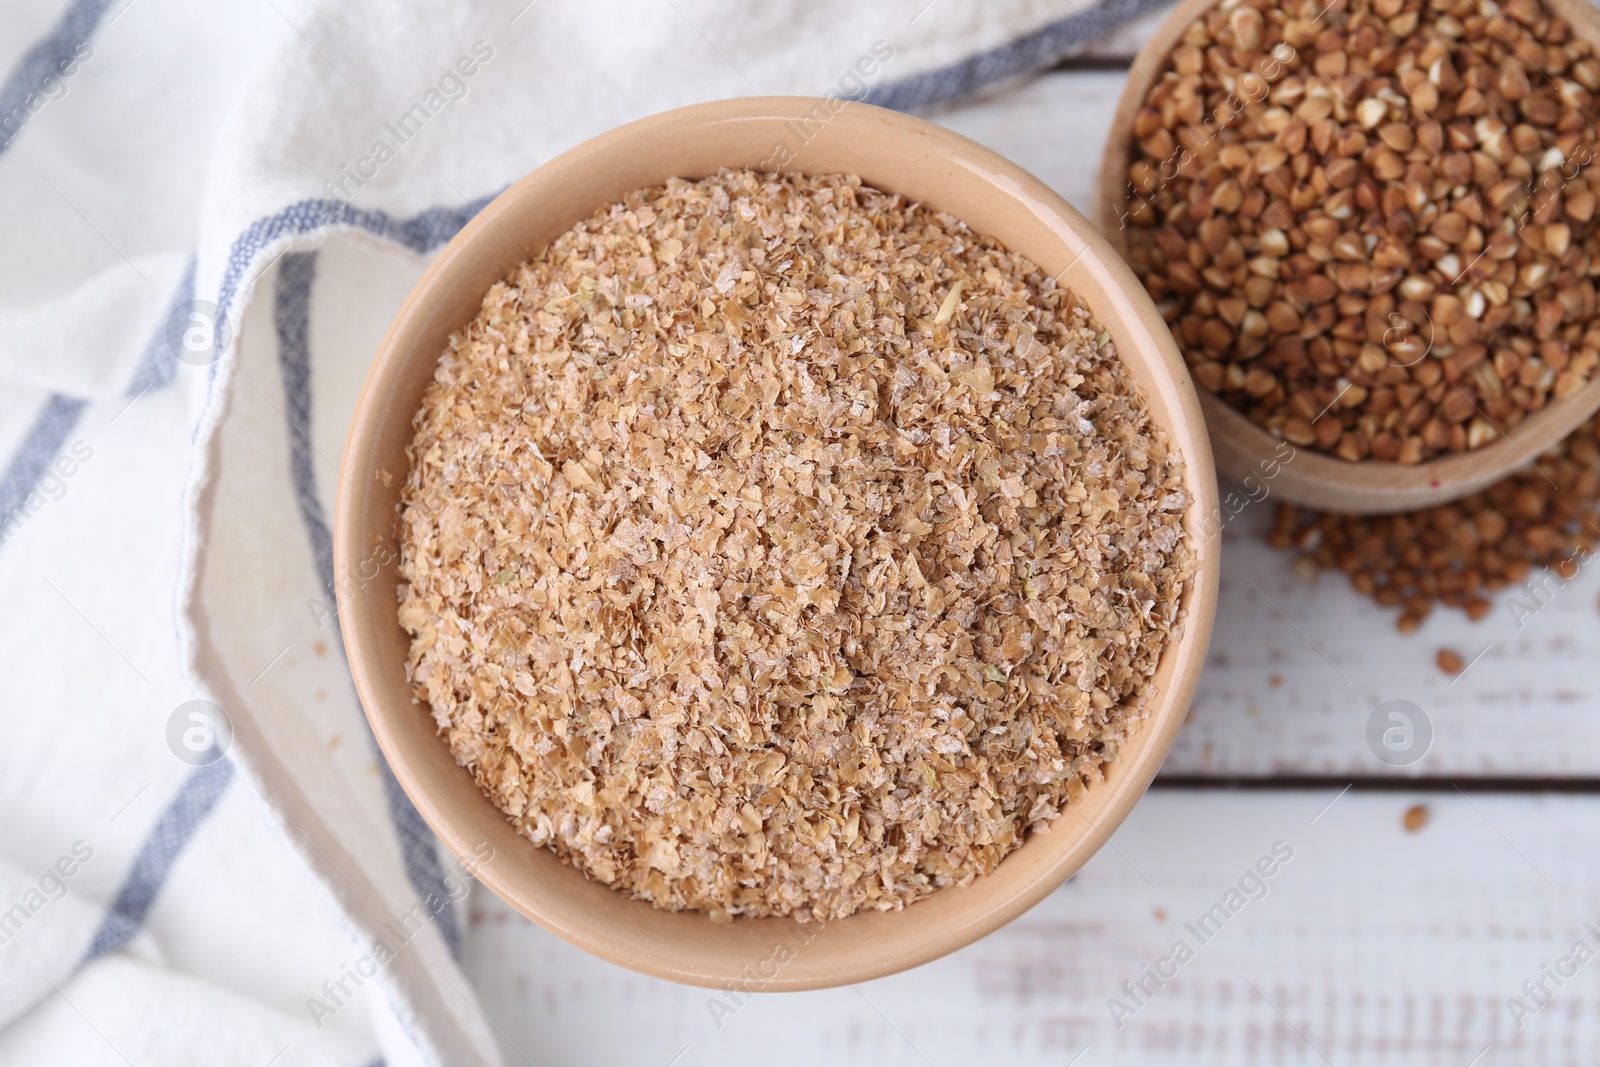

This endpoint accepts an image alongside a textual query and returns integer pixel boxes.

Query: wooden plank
[465,789,1600,1065]
[932,71,1600,779]
[1167,507,1600,779]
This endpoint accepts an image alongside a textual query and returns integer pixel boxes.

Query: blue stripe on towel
[125,256,196,397]
[272,251,463,960]
[216,196,498,324]
[84,756,235,959]
[0,0,113,155]
[274,253,336,588]
[864,0,1172,112]
[0,394,88,547]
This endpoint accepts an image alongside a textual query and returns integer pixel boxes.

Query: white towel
[0,0,1172,1062]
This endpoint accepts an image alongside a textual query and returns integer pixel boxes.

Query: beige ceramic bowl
[335,97,1219,990]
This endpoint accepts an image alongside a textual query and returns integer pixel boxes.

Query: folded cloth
[0,0,1172,1062]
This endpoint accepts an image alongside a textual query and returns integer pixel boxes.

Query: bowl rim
[1095,0,1600,515]
[335,95,1220,989]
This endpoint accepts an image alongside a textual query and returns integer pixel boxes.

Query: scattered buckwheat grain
[397,169,1193,922]
[1270,411,1600,627]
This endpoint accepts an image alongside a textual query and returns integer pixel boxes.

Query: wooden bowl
[1098,0,1600,514]
[335,97,1219,990]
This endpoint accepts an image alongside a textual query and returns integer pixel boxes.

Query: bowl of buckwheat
[1102,0,1600,512]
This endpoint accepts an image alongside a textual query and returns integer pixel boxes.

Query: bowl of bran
[335,96,1219,989]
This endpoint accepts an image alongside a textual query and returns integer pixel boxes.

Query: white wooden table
[461,44,1600,1067]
